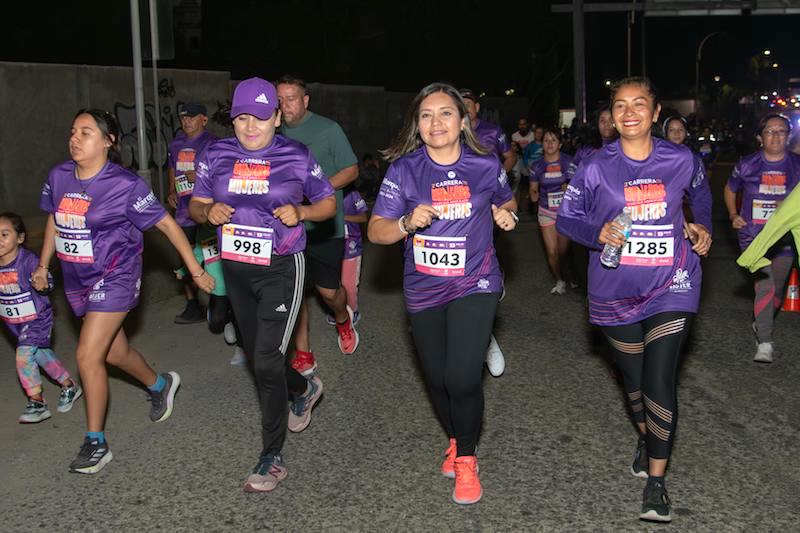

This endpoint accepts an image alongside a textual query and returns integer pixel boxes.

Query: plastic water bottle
[600,208,633,268]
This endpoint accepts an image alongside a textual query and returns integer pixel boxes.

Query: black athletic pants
[409,292,500,457]
[601,311,694,460]
[223,254,308,455]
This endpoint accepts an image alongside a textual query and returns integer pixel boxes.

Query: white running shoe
[753,342,773,363]
[230,346,246,366]
[485,335,505,377]
[223,322,237,345]
[550,280,567,295]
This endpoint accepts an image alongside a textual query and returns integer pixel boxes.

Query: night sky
[2,1,798,113]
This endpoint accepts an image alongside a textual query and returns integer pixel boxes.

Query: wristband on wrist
[37,264,49,270]
[398,215,409,235]
[192,270,205,278]
[508,210,519,223]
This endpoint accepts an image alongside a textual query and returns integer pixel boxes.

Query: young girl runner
[0,212,81,423]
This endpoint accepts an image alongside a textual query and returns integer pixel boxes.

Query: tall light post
[695,31,723,117]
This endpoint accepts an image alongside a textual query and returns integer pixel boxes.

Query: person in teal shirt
[277,75,361,377]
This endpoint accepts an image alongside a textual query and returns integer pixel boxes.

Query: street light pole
[695,31,723,117]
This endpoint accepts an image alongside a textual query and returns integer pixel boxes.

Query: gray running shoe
[288,376,323,432]
[640,479,672,522]
[69,437,113,474]
[243,453,288,492]
[631,435,649,478]
[18,400,51,423]
[57,384,83,413]
[149,371,180,422]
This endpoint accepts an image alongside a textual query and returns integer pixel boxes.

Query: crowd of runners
[2,74,798,524]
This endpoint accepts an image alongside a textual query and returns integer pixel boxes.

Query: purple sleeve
[687,155,713,233]
[492,165,514,206]
[39,171,56,213]
[373,164,407,220]
[727,160,744,193]
[556,164,603,250]
[530,160,543,183]
[348,191,368,215]
[192,151,214,200]
[303,154,335,203]
[498,131,511,155]
[126,179,168,231]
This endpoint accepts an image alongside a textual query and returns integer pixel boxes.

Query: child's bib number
[0,293,37,324]
[547,191,564,210]
[201,236,220,264]
[175,174,194,197]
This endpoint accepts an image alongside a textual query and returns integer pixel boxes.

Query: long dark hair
[381,82,490,162]
[75,109,122,164]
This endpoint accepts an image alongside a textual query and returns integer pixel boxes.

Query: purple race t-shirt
[726,151,800,251]
[0,248,54,348]
[373,145,513,313]
[530,153,574,211]
[193,135,334,258]
[473,120,511,159]
[40,160,167,314]
[343,189,368,259]
[168,130,217,227]
[557,138,712,326]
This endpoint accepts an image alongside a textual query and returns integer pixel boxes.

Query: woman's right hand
[31,267,49,292]
[193,271,216,294]
[405,204,439,232]
[730,213,747,230]
[599,220,627,248]
[206,202,235,225]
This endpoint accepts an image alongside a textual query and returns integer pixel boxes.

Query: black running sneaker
[631,435,649,478]
[174,302,206,324]
[640,479,672,522]
[149,371,181,422]
[69,437,113,474]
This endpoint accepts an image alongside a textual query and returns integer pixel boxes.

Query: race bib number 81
[413,235,466,277]
[0,293,37,324]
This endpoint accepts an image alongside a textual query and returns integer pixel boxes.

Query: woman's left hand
[273,205,303,227]
[193,271,216,294]
[684,222,712,257]
[492,205,517,232]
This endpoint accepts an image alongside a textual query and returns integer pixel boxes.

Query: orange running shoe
[452,456,482,505]
[441,438,457,479]
[335,305,360,354]
[291,350,317,377]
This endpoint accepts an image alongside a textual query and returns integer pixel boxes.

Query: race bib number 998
[220,224,273,266]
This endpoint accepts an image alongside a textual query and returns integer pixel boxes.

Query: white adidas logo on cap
[255,93,270,104]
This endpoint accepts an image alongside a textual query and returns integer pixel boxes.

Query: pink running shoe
[453,456,482,505]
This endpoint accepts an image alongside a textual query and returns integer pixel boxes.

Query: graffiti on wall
[113,77,230,170]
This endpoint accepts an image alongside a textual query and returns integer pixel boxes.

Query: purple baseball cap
[230,77,278,120]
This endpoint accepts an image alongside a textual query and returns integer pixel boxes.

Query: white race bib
[175,174,194,197]
[621,224,674,267]
[201,236,220,264]
[413,235,466,277]
[220,224,273,266]
[547,191,564,210]
[0,293,37,324]
[55,227,94,264]
[752,199,778,224]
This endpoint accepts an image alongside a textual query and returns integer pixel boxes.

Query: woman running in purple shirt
[558,78,712,523]
[369,82,517,506]
[33,109,214,474]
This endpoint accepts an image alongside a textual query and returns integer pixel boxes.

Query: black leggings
[602,311,694,460]
[223,254,308,455]
[409,292,500,457]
